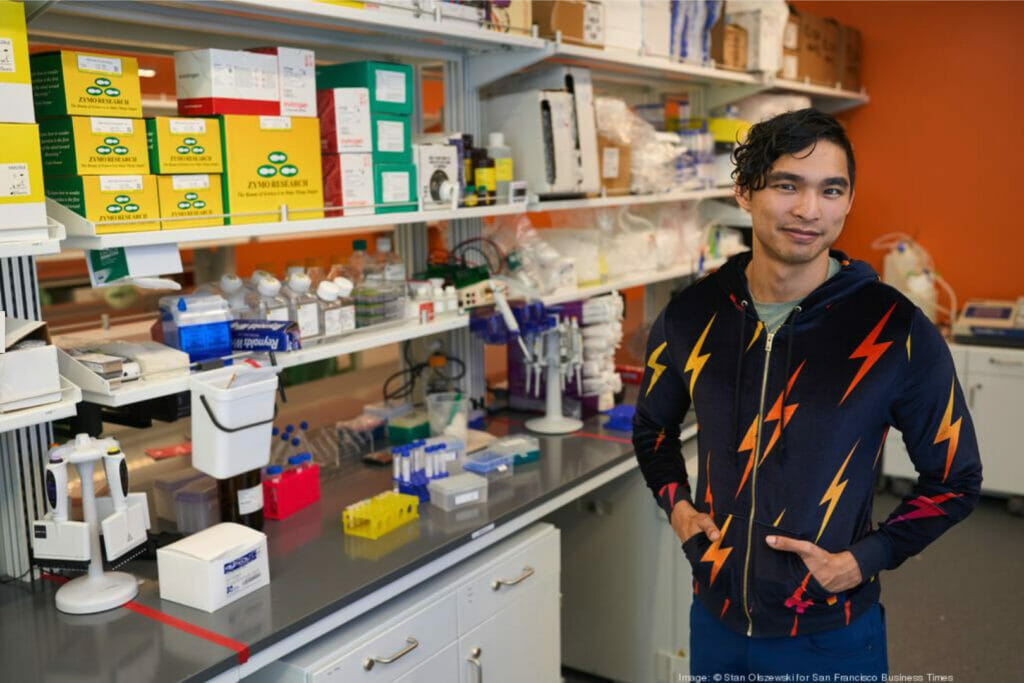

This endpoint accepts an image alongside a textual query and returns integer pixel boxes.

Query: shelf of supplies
[769,78,870,112]
[0,379,81,433]
[0,218,66,259]
[553,43,762,86]
[527,187,734,213]
[51,199,527,252]
[274,314,468,369]
[79,374,191,408]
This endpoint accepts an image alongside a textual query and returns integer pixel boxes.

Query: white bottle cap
[257,276,282,297]
[250,269,270,286]
[333,277,354,297]
[488,132,505,147]
[376,236,392,253]
[316,280,340,302]
[444,285,456,296]
[219,274,243,294]
[288,272,312,294]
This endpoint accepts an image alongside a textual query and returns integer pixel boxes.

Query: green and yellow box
[157,174,224,230]
[219,115,323,225]
[0,1,35,123]
[0,122,46,229]
[374,163,417,215]
[147,117,223,174]
[39,116,149,175]
[315,60,413,115]
[30,50,142,118]
[45,174,160,233]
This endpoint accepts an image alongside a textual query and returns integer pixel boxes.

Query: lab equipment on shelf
[158,293,232,362]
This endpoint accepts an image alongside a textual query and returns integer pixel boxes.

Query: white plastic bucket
[190,365,278,478]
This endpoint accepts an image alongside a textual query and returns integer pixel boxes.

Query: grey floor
[564,490,1024,682]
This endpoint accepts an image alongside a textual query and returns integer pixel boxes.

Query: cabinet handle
[468,647,483,682]
[988,357,1024,367]
[491,566,534,591]
[362,637,418,671]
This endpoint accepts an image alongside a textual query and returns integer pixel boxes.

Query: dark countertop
[0,410,696,683]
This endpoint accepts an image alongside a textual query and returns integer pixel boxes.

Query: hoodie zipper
[742,329,774,636]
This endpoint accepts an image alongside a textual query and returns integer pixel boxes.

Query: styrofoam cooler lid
[191,365,278,401]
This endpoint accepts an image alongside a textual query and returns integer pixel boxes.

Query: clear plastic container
[283,272,322,343]
[462,450,514,481]
[353,281,407,328]
[255,276,290,322]
[487,435,541,465]
[428,472,488,511]
[375,236,406,283]
[153,467,205,521]
[174,477,221,534]
[426,392,469,442]
[158,293,233,362]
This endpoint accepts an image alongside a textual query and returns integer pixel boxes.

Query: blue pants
[690,598,888,679]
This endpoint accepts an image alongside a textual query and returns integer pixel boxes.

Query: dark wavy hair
[731,108,855,195]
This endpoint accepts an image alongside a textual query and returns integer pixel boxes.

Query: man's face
[735,139,854,266]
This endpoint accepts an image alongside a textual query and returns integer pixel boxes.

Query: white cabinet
[251,524,560,682]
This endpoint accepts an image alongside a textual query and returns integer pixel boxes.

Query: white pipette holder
[525,318,584,435]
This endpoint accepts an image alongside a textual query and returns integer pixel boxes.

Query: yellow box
[219,115,323,225]
[0,1,34,123]
[0,122,46,229]
[45,174,159,233]
[157,174,224,230]
[39,116,150,176]
[147,117,223,174]
[30,50,143,118]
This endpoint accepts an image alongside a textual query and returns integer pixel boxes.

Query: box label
[495,157,513,182]
[341,158,373,208]
[91,117,134,135]
[334,92,371,150]
[169,118,207,135]
[375,69,406,104]
[100,175,144,192]
[172,174,211,191]
[297,302,319,338]
[259,116,292,130]
[77,54,122,76]
[602,147,619,179]
[454,490,480,505]
[381,171,409,203]
[0,38,15,73]
[0,164,30,197]
[376,120,405,153]
[223,548,264,596]
[323,307,343,336]
[237,484,263,515]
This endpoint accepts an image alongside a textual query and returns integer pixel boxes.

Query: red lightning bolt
[934,380,962,482]
[704,451,714,518]
[658,483,680,509]
[785,571,816,615]
[653,428,666,453]
[816,441,858,543]
[889,492,963,524]
[735,362,804,498]
[700,514,733,586]
[840,302,897,405]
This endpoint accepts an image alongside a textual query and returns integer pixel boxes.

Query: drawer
[457,525,559,633]
[395,642,459,683]
[966,347,1024,379]
[311,593,458,683]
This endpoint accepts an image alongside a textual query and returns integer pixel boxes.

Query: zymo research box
[157,174,224,230]
[45,174,160,233]
[219,115,324,225]
[146,116,223,174]
[0,122,46,230]
[0,0,35,123]
[39,116,150,175]
[30,50,142,118]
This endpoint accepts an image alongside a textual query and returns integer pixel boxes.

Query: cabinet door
[395,643,459,683]
[968,373,1024,496]
[458,578,560,683]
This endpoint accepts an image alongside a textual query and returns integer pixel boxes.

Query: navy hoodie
[633,250,982,638]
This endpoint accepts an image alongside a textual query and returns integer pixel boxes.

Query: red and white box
[322,153,374,217]
[174,48,279,116]
[317,87,372,154]
[248,47,317,118]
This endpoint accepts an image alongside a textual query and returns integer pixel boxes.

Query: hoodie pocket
[680,511,744,596]
[750,522,835,616]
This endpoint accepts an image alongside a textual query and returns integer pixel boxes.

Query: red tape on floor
[40,572,250,664]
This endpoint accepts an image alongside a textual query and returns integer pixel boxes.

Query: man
[632,108,982,677]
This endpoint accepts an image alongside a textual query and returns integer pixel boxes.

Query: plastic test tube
[401,448,411,484]
[392,446,402,481]
[425,448,435,479]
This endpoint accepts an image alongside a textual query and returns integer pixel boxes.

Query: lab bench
[0,411,699,682]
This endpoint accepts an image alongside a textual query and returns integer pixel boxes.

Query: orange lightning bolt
[735,361,804,497]
[840,302,897,405]
[934,380,962,482]
[684,314,717,397]
[816,441,858,542]
[700,514,733,586]
[704,451,714,518]
[645,341,668,398]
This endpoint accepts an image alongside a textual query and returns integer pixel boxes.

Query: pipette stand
[526,321,584,435]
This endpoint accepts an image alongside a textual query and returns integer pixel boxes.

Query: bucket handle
[199,394,278,433]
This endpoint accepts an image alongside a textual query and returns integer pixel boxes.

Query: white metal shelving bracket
[465,43,555,91]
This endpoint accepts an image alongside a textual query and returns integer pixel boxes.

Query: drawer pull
[989,357,1024,367]
[491,566,534,591]
[468,647,483,681]
[362,637,419,671]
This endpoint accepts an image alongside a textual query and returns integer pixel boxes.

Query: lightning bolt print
[889,492,964,524]
[645,342,668,398]
[700,514,733,586]
[684,314,717,398]
[746,321,764,352]
[815,441,858,543]
[934,379,963,482]
[704,451,714,519]
[735,361,805,498]
[840,302,897,405]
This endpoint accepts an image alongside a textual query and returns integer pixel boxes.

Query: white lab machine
[952,298,1024,347]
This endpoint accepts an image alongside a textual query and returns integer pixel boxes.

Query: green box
[38,116,150,176]
[374,163,417,215]
[370,113,411,165]
[316,60,413,115]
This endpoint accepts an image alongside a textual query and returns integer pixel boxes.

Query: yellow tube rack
[342,491,420,540]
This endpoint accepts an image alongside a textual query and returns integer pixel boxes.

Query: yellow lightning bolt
[934,380,962,482]
[700,514,733,586]
[684,313,717,397]
[773,509,786,527]
[906,333,911,361]
[816,441,858,543]
[644,342,668,398]
[746,321,764,352]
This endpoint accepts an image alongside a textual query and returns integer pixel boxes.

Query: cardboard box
[778,6,800,80]
[317,87,372,154]
[0,122,45,230]
[414,143,459,210]
[798,11,826,84]
[146,117,223,174]
[248,47,317,118]
[315,60,413,116]
[30,50,142,118]
[374,163,417,214]
[322,153,374,217]
[490,0,533,36]
[711,16,748,71]
[175,49,279,116]
[156,523,269,613]
[0,1,34,123]
[532,0,604,47]
[728,8,783,74]
[219,115,324,225]
[371,112,411,165]
[157,174,224,230]
[39,116,150,176]
[0,316,60,412]
[821,18,841,87]
[597,134,630,195]
[838,23,861,91]
[45,174,160,233]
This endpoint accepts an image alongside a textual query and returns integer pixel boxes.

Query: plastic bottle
[316,280,345,341]
[283,272,321,343]
[461,134,475,192]
[217,469,264,531]
[444,285,458,314]
[256,276,290,322]
[472,149,496,206]
[219,274,253,318]
[487,132,513,203]
[375,236,406,282]
[247,269,272,290]
[348,239,379,285]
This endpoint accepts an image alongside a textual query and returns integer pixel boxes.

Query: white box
[414,143,459,210]
[642,0,671,58]
[249,47,317,118]
[0,316,60,412]
[317,87,372,153]
[157,523,269,612]
[174,49,279,116]
[604,2,644,54]
[727,6,787,74]
[322,152,375,216]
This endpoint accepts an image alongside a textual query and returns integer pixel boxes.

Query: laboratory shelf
[0,379,81,433]
[0,219,66,259]
[78,374,192,408]
[527,187,734,213]
[541,255,730,306]
[769,77,870,113]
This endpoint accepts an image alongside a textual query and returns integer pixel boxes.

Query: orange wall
[794,1,1024,303]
